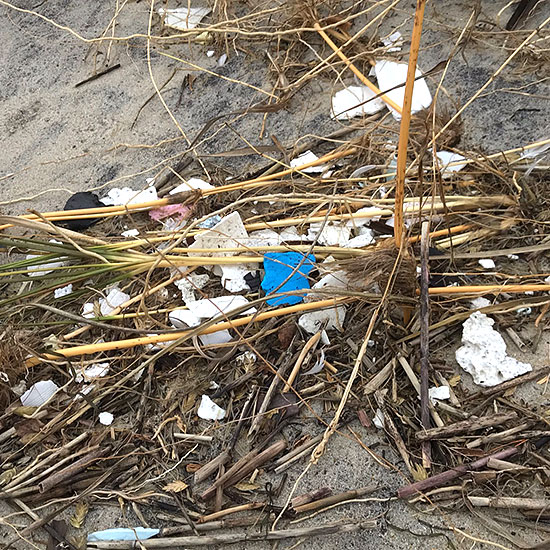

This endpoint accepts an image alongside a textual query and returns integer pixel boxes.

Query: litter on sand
[478,259,496,269]
[331,86,385,120]
[158,6,211,31]
[100,186,158,206]
[198,395,226,420]
[87,528,160,542]
[20,380,59,407]
[98,411,114,426]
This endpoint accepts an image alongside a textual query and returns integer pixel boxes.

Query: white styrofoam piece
[478,258,496,269]
[373,408,385,429]
[382,31,403,52]
[75,363,110,383]
[83,287,130,319]
[428,386,450,402]
[173,272,210,304]
[199,330,232,346]
[54,284,73,298]
[374,60,432,120]
[169,308,201,328]
[331,85,385,120]
[345,206,382,227]
[455,311,532,387]
[217,53,228,67]
[27,241,65,277]
[169,178,214,194]
[435,150,467,177]
[470,297,491,309]
[187,295,256,318]
[198,395,226,420]
[20,380,59,407]
[308,222,351,246]
[344,230,375,248]
[298,304,346,334]
[121,229,140,237]
[100,186,158,206]
[98,411,114,426]
[158,6,210,30]
[290,151,327,173]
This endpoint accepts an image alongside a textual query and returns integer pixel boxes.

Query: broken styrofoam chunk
[217,53,228,67]
[308,222,351,246]
[261,252,316,306]
[199,330,232,346]
[374,60,432,120]
[100,186,158,206]
[187,295,256,318]
[455,311,532,387]
[331,85,385,120]
[158,6,211,30]
[54,284,73,298]
[88,528,160,542]
[82,287,130,319]
[428,386,450,402]
[373,408,385,429]
[20,380,59,407]
[290,151,327,173]
[75,363,110,383]
[345,206,382,228]
[172,272,210,304]
[478,259,496,269]
[434,151,467,177]
[170,178,214,194]
[26,242,65,277]
[298,304,346,334]
[207,50,215,57]
[169,308,201,329]
[470,297,491,309]
[98,412,114,426]
[247,229,283,247]
[382,30,403,52]
[344,230,375,248]
[198,395,226,420]
[507,254,519,260]
[221,265,255,293]
[121,228,140,238]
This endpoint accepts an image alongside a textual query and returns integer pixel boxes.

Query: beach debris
[198,395,226,420]
[331,85,385,120]
[261,252,316,306]
[87,527,160,542]
[235,351,257,368]
[455,311,532,387]
[298,304,346,334]
[62,192,103,230]
[169,177,215,194]
[470,297,491,309]
[158,6,210,31]
[169,309,201,328]
[373,408,385,429]
[290,151,328,173]
[120,228,140,237]
[434,151,467,177]
[344,230,375,248]
[478,259,496,269]
[98,412,114,426]
[75,363,110,383]
[100,186,158,206]
[20,380,59,407]
[374,60,432,119]
[187,295,256,318]
[189,212,254,293]
[382,30,403,52]
[82,287,130,318]
[217,53,228,67]
[428,386,451,402]
[308,222,351,246]
[207,50,215,57]
[26,240,65,277]
[173,272,210,304]
[149,204,191,222]
[54,284,73,298]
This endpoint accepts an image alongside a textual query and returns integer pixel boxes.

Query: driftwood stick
[194,450,230,485]
[291,487,332,509]
[415,413,517,441]
[419,221,431,468]
[86,520,377,549]
[293,486,377,514]
[468,496,550,510]
[466,422,533,449]
[398,445,520,498]
[198,502,267,523]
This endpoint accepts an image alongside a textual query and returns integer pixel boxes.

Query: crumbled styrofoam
[98,412,114,426]
[373,408,385,429]
[507,254,519,260]
[434,151,467,177]
[26,240,66,277]
[478,259,496,269]
[199,330,232,346]
[290,151,327,173]
[470,297,491,309]
[428,386,450,402]
[374,60,432,120]
[455,311,532,387]
[217,53,227,67]
[75,363,110,383]
[187,295,256,318]
[298,304,346,334]
[158,6,211,30]
[331,86,385,120]
[170,178,214,194]
[308,222,351,246]
[54,284,73,298]
[121,229,140,238]
[20,380,59,407]
[517,307,532,316]
[235,350,257,368]
[382,31,403,52]
[189,212,255,292]
[206,50,215,57]
[172,272,210,304]
[247,229,283,247]
[100,186,158,206]
[345,206,382,228]
[82,287,130,318]
[198,395,226,420]
[344,230,375,248]
[169,309,201,329]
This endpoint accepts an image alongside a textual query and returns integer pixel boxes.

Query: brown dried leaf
[69,501,89,529]
[234,482,261,492]
[163,480,188,493]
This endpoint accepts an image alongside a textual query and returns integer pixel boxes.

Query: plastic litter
[62,192,103,230]
[158,6,210,30]
[373,408,385,429]
[187,295,256,318]
[83,287,130,318]
[26,239,66,277]
[121,229,140,237]
[382,31,403,52]
[100,186,158,206]
[455,311,532,387]
[470,297,491,309]
[331,85,385,120]
[261,252,316,306]
[307,222,351,246]
[428,386,450,402]
[298,304,346,334]
[169,177,214,194]
[99,412,114,426]
[173,272,210,304]
[20,380,59,407]
[198,395,226,420]
[75,363,110,383]
[478,259,496,269]
[149,204,191,222]
[54,284,73,298]
[290,151,327,173]
[434,151,467,177]
[87,527,160,542]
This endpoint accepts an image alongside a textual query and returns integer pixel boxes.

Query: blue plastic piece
[261,252,315,306]
[87,527,160,542]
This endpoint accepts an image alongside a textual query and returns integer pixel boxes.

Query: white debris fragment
[198,395,226,420]
[373,408,385,429]
[507,254,519,260]
[172,272,210,304]
[121,229,139,238]
[88,528,160,542]
[235,351,257,368]
[298,304,346,334]
[100,186,158,206]
[169,178,214,194]
[308,222,351,246]
[434,151,467,177]
[169,308,201,329]
[206,50,215,57]
[428,386,450,402]
[26,240,66,277]
[455,311,532,387]
[382,31,403,52]
[470,297,491,309]
[54,284,73,298]
[478,259,496,269]
[20,380,59,407]
[98,412,114,426]
[344,230,375,248]
[217,53,228,67]
[75,363,110,383]
[187,295,256,318]
[83,288,130,318]
[290,151,328,173]
[158,6,211,30]
[345,206,382,228]
[374,60,432,120]
[331,86,385,120]
[517,307,532,316]
[199,330,232,346]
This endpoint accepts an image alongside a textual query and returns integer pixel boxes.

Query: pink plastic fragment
[149,204,191,222]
